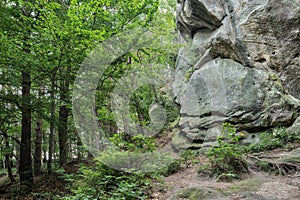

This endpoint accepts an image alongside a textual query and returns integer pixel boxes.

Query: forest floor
[151,147,300,200]
[0,147,299,199]
[0,159,87,200]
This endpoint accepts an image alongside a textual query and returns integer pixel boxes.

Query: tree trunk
[15,127,20,174]
[47,79,55,175]
[58,81,69,166]
[3,132,15,182]
[19,70,34,188]
[34,118,42,176]
[34,85,44,176]
[42,130,47,163]
[5,151,15,183]
[76,133,82,160]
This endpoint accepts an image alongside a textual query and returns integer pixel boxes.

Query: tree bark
[42,130,47,163]
[34,118,42,176]
[34,85,44,176]
[47,79,55,175]
[58,80,69,166]
[19,70,34,188]
[76,133,82,160]
[3,132,15,182]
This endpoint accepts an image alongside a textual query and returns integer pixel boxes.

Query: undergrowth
[58,132,198,200]
[200,123,300,181]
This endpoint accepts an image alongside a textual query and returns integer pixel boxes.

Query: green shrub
[179,149,200,168]
[161,159,181,175]
[249,132,282,152]
[160,149,200,175]
[273,128,300,143]
[205,123,248,180]
[205,123,298,180]
[62,160,152,200]
[109,133,157,152]
[61,148,181,199]
[249,127,299,153]
[206,139,248,180]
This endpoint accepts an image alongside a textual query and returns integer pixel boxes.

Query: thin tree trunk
[3,133,15,182]
[47,79,55,175]
[58,80,69,166]
[34,85,44,176]
[15,127,20,174]
[5,151,15,182]
[76,133,82,160]
[42,130,47,163]
[20,70,34,188]
[34,118,42,176]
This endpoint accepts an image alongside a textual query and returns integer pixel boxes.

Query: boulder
[173,0,300,149]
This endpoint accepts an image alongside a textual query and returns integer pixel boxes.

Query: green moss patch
[176,187,227,200]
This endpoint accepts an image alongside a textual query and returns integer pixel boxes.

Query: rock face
[173,0,300,150]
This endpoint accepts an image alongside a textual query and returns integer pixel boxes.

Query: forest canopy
[0,0,177,192]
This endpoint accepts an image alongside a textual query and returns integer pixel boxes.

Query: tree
[0,0,170,191]
[34,85,44,176]
[0,0,38,188]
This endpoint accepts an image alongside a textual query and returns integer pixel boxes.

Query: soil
[150,148,300,200]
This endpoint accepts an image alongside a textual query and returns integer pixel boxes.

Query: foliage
[0,0,176,179]
[62,149,201,200]
[206,139,248,180]
[61,159,155,200]
[179,149,200,168]
[0,0,181,197]
[205,123,248,180]
[61,135,201,199]
[249,127,300,153]
[109,133,157,152]
[161,159,182,175]
[159,150,200,176]
[272,127,300,144]
[204,123,299,181]
[248,132,282,152]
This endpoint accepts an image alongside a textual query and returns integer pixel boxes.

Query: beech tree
[0,0,163,190]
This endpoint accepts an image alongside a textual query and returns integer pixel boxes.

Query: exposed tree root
[247,155,300,175]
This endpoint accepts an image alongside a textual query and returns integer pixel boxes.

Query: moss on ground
[227,178,264,194]
[175,187,228,200]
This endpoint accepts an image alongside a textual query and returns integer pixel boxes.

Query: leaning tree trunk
[20,69,34,189]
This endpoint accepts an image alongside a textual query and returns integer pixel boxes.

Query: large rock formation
[172,0,300,150]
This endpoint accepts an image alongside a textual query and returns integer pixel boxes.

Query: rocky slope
[172,0,300,150]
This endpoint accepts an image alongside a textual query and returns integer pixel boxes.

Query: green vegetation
[249,127,300,152]
[200,123,300,181]
[0,0,181,198]
[204,123,248,181]
[62,162,153,200]
[0,0,299,198]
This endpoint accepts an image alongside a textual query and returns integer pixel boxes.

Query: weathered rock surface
[287,116,300,135]
[278,148,300,163]
[173,0,300,149]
